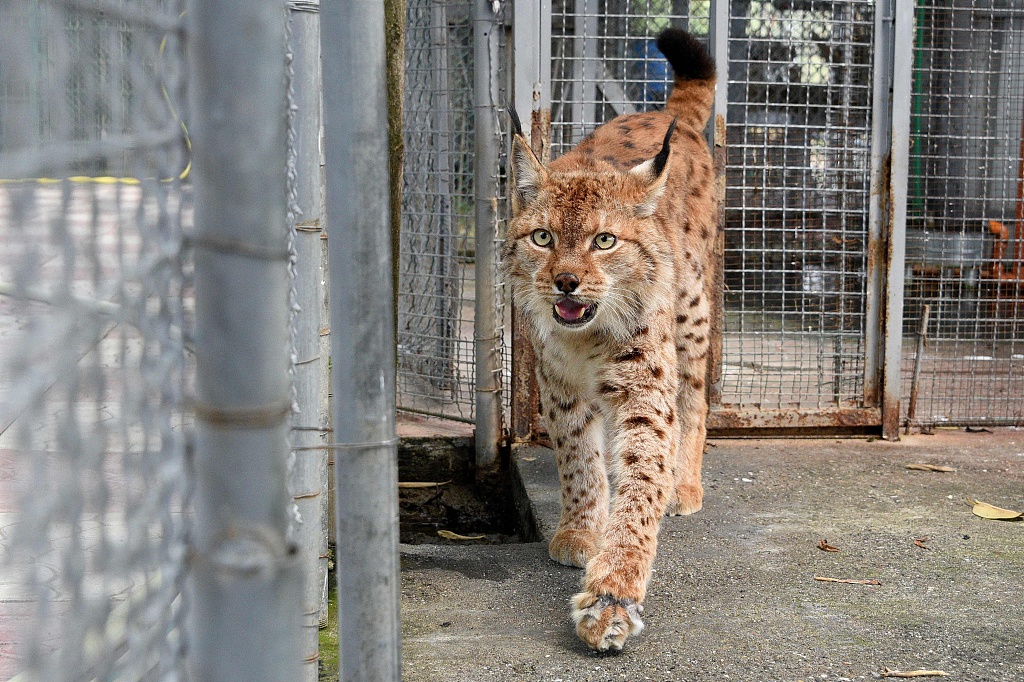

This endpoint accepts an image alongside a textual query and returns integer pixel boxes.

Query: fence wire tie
[287,0,320,13]
[186,234,291,261]
[191,399,293,429]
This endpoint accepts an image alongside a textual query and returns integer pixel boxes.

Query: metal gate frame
[508,0,922,441]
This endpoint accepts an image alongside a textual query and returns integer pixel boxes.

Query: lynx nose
[554,272,580,294]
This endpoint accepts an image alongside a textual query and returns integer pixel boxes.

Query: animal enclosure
[1,0,1023,679]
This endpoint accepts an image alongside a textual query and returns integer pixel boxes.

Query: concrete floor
[400,429,1024,682]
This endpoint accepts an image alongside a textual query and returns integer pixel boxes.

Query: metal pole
[864,0,895,408]
[882,0,914,441]
[707,0,729,404]
[906,303,931,429]
[474,0,503,475]
[186,0,301,679]
[511,0,550,442]
[320,1,402,680]
[287,2,330,679]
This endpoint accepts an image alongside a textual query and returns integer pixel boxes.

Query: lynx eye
[594,233,617,250]
[531,229,553,247]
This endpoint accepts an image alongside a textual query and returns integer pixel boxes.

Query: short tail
[656,28,716,130]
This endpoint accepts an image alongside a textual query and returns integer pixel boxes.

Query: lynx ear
[508,106,546,215]
[628,118,676,217]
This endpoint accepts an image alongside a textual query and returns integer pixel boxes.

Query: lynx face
[502,143,673,341]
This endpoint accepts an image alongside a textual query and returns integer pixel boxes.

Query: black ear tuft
[655,28,715,81]
[507,105,525,139]
[651,118,677,178]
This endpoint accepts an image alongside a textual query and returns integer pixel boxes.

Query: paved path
[401,430,1024,682]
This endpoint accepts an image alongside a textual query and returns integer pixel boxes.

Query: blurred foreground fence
[0,0,192,678]
[0,0,330,679]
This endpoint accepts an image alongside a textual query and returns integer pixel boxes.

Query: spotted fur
[501,29,716,651]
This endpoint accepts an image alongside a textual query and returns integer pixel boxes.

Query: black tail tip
[655,28,715,81]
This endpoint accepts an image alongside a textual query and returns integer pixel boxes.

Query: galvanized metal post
[287,1,330,679]
[882,0,915,440]
[864,0,895,408]
[474,0,504,474]
[320,0,402,679]
[707,0,729,404]
[186,0,302,679]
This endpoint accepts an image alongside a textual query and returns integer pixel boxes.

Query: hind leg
[667,286,710,516]
[667,349,707,515]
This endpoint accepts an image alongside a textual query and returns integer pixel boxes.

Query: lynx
[501,29,717,651]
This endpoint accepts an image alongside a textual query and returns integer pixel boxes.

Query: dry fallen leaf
[814,576,881,585]
[913,537,931,550]
[437,530,485,541]
[817,539,841,553]
[881,668,949,678]
[966,497,1023,520]
[398,480,451,489]
[905,463,956,472]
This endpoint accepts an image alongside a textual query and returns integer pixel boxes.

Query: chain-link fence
[0,1,190,678]
[900,0,1024,428]
[399,0,478,422]
[398,0,510,429]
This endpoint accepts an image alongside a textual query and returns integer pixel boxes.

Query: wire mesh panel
[550,0,710,155]
[399,0,478,421]
[901,0,1024,428]
[721,0,876,412]
[0,1,189,679]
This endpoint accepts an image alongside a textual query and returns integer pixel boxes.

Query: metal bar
[706,0,729,405]
[905,303,931,428]
[864,0,895,408]
[882,0,915,441]
[287,2,330,678]
[320,0,402,679]
[185,0,301,678]
[571,0,598,135]
[474,0,503,474]
[707,407,883,431]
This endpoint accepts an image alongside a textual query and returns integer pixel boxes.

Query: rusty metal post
[511,0,551,442]
[864,0,896,408]
[882,0,914,441]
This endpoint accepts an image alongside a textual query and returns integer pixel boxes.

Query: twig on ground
[880,667,949,678]
[814,576,881,585]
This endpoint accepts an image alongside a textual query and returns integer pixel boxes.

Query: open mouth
[552,297,597,327]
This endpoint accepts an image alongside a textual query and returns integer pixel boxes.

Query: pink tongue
[556,299,587,321]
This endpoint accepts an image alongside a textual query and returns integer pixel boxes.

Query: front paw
[549,528,600,568]
[666,481,703,516]
[570,591,644,651]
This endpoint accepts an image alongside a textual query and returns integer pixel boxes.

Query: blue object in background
[627,38,669,105]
